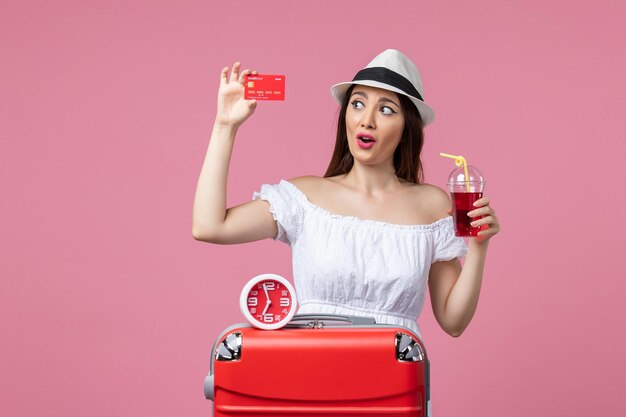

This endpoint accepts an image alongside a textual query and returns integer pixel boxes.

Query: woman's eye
[381,106,395,115]
[351,100,364,109]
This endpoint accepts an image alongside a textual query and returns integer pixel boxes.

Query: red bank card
[244,74,285,100]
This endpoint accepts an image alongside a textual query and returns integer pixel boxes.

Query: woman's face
[345,85,405,167]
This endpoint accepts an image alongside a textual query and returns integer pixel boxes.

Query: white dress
[253,179,467,338]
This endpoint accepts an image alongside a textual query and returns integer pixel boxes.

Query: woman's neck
[343,162,403,194]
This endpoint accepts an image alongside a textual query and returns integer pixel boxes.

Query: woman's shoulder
[286,175,336,195]
[406,182,452,222]
[286,175,324,188]
[285,175,349,209]
[412,182,449,201]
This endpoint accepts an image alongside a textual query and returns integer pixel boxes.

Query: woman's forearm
[192,122,238,239]
[443,240,489,336]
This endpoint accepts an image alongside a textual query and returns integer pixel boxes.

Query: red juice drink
[451,192,483,237]
[443,159,485,237]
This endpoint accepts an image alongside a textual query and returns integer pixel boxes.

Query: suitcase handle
[288,313,377,326]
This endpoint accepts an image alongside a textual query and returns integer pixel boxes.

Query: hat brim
[330,80,435,126]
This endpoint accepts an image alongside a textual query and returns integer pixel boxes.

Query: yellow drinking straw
[440,153,471,192]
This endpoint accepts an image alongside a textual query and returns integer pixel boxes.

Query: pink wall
[2,1,625,416]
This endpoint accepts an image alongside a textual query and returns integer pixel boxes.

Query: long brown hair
[324,84,425,183]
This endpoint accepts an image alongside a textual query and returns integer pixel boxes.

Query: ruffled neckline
[280,179,453,231]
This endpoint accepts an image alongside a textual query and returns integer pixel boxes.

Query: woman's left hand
[467,196,500,243]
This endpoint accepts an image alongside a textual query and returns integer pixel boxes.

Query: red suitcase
[204,314,430,416]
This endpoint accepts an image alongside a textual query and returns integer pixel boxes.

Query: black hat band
[352,67,423,101]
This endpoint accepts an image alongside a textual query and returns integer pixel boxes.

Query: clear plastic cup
[447,165,485,237]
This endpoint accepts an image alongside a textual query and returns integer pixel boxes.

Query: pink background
[1,1,625,416]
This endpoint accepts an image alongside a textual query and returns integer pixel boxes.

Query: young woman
[193,49,500,340]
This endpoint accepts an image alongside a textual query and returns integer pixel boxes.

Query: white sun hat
[330,49,436,126]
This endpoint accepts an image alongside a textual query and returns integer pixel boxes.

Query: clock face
[240,274,297,330]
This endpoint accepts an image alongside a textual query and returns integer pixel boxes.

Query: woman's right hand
[215,62,258,128]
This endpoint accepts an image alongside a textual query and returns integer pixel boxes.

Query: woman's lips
[357,133,376,150]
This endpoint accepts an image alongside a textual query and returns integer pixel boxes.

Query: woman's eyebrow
[379,97,400,108]
[351,91,399,108]
[351,91,368,99]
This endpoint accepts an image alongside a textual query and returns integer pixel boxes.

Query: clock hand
[261,283,272,316]
[263,283,270,301]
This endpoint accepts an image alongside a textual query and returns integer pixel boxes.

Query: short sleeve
[252,180,304,245]
[432,217,468,262]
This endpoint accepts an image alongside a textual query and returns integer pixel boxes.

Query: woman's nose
[360,108,376,129]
